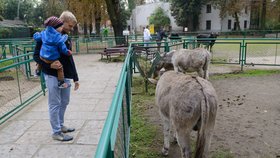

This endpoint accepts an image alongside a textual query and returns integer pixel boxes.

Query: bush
[0,28,12,38]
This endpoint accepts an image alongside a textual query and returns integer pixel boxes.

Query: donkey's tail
[194,77,217,158]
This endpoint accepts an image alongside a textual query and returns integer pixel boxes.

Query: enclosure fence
[94,37,280,157]
[0,44,45,125]
[0,37,279,156]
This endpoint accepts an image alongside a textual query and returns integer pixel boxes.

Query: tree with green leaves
[105,0,130,44]
[170,0,207,31]
[149,7,170,31]
[211,0,251,31]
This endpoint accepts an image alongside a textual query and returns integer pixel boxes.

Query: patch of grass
[211,58,227,63]
[210,69,280,80]
[129,76,162,158]
[211,150,234,158]
[0,60,13,69]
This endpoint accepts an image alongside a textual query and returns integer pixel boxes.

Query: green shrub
[0,28,12,38]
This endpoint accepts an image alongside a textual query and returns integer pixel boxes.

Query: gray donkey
[155,71,217,158]
[152,48,211,80]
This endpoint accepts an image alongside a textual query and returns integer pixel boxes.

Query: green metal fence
[94,46,133,158]
[94,37,280,158]
[0,44,45,125]
[0,36,279,157]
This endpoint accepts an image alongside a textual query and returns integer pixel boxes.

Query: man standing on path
[33,11,79,141]
[143,25,152,47]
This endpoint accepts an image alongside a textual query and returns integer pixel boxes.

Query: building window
[245,6,248,14]
[206,4,211,13]
[244,20,247,29]
[228,20,232,30]
[206,20,211,30]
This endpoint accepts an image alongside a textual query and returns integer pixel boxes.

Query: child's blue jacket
[33,26,69,61]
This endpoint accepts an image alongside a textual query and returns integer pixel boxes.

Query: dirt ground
[146,73,280,158]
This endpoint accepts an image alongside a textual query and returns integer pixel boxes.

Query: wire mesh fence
[114,92,129,158]
[245,42,280,65]
[0,46,44,124]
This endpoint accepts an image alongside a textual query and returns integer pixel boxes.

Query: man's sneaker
[52,132,73,141]
[61,126,75,133]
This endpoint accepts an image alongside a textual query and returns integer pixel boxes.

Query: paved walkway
[0,54,123,158]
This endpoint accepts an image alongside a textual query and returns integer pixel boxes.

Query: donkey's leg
[198,68,204,78]
[161,117,171,156]
[204,68,209,80]
[176,128,192,158]
[170,121,177,144]
[174,65,179,72]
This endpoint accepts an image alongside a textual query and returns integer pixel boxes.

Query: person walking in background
[33,11,79,141]
[143,25,152,47]
[33,16,72,89]
[156,27,167,51]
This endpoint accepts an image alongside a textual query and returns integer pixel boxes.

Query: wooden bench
[100,47,128,61]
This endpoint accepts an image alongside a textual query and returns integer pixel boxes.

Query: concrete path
[0,54,123,158]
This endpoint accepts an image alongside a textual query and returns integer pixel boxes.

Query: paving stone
[17,111,49,120]
[76,120,105,145]
[64,111,108,120]
[94,100,112,112]
[0,144,40,158]
[0,54,122,157]
[33,145,96,158]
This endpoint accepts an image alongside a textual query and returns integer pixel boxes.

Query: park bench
[100,46,128,61]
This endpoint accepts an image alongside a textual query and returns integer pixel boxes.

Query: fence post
[23,47,30,80]
[1,45,6,59]
[240,39,246,71]
[75,38,79,53]
[164,41,169,52]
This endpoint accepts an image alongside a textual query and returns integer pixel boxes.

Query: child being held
[33,16,72,88]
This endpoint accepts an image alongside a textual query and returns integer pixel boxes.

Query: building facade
[130,2,251,33]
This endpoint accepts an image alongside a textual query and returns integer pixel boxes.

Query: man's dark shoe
[52,132,73,141]
[61,126,75,133]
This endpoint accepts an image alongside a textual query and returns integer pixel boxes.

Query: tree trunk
[105,0,126,45]
[73,25,78,36]
[187,16,194,31]
[95,10,101,37]
[234,12,241,31]
[83,21,88,36]
[260,0,267,29]
[89,23,93,36]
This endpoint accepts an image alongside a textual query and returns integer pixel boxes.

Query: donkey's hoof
[161,147,169,156]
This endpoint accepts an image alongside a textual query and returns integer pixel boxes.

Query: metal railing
[0,44,45,125]
[94,46,133,158]
[0,37,279,157]
[94,37,280,157]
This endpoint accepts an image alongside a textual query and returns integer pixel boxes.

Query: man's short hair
[59,11,77,24]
